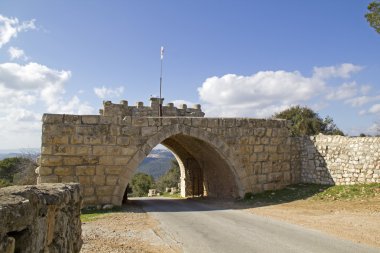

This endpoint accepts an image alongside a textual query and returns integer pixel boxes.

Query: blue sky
[0,1,379,150]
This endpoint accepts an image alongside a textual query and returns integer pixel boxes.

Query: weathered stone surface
[0,183,82,253]
[299,134,380,185]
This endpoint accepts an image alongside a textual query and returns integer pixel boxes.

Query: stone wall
[300,134,380,185]
[0,183,82,253]
[101,97,205,117]
[39,112,299,206]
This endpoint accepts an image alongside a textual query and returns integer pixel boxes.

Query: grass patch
[159,192,183,198]
[81,206,122,222]
[242,183,380,205]
[312,183,380,201]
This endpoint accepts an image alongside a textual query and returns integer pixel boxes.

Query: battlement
[100,97,205,117]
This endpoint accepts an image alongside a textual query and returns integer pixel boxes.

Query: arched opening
[121,132,239,201]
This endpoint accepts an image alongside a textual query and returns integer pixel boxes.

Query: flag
[160,46,164,60]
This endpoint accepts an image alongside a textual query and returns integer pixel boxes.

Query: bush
[156,160,180,192]
[244,192,254,200]
[130,172,154,197]
[273,106,344,136]
[0,155,37,188]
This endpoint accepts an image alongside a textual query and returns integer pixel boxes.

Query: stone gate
[37,98,301,206]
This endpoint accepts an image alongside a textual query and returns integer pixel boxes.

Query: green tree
[0,156,37,188]
[365,1,380,34]
[130,172,154,197]
[156,159,180,192]
[273,106,344,136]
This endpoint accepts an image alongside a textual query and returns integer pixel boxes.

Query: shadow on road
[123,183,332,213]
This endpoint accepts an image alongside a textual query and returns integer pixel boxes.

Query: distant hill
[0,148,40,160]
[136,149,175,180]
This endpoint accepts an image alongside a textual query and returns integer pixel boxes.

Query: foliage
[365,1,380,34]
[0,178,12,188]
[130,172,154,197]
[0,155,38,188]
[0,157,23,182]
[156,159,180,192]
[273,106,344,136]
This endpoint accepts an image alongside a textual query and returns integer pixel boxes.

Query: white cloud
[0,62,74,112]
[0,62,70,90]
[0,61,94,148]
[367,123,380,135]
[312,63,363,79]
[360,85,371,95]
[47,95,94,115]
[197,63,366,118]
[198,70,325,117]
[345,95,380,107]
[326,82,358,100]
[8,46,27,60]
[171,99,194,108]
[94,86,124,99]
[0,14,36,48]
[368,104,380,114]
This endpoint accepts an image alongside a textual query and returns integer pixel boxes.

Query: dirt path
[80,204,181,253]
[246,199,380,249]
[81,197,380,252]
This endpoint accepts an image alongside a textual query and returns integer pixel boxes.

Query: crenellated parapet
[100,97,205,117]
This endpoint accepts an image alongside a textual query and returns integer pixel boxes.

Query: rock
[0,183,82,253]
[102,204,114,210]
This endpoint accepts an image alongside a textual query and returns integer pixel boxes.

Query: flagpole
[159,46,164,117]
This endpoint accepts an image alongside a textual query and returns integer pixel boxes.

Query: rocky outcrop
[0,183,82,253]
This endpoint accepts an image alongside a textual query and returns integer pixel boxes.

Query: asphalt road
[136,197,380,253]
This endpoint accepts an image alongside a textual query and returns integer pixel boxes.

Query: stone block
[93,175,105,185]
[61,176,77,183]
[41,156,62,166]
[81,115,99,124]
[132,118,149,127]
[71,135,84,144]
[105,166,123,175]
[83,186,95,196]
[103,135,116,145]
[263,183,276,191]
[76,166,96,176]
[114,156,131,165]
[84,136,102,145]
[96,166,105,175]
[41,146,52,155]
[39,175,59,183]
[141,126,158,136]
[78,176,92,186]
[54,167,74,176]
[37,166,53,176]
[254,128,266,137]
[121,126,139,136]
[106,176,119,185]
[63,115,81,124]
[99,156,114,165]
[93,145,107,155]
[63,157,83,166]
[96,186,114,196]
[43,114,63,124]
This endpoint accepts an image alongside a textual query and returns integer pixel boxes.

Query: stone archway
[112,125,243,205]
[39,101,297,207]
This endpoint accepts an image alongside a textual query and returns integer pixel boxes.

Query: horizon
[0,1,379,149]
